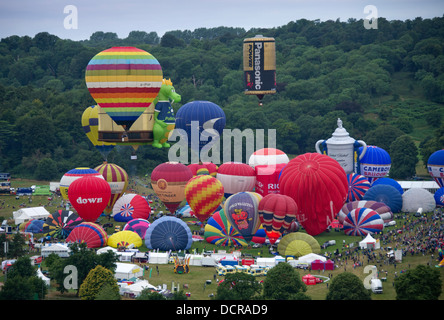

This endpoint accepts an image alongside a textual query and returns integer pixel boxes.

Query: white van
[371,279,383,294]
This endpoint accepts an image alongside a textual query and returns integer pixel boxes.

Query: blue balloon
[372,177,403,195]
[363,184,402,213]
[358,146,391,184]
[25,219,45,233]
[145,216,193,251]
[174,101,226,153]
[435,187,444,207]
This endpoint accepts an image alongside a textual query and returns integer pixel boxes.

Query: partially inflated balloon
[94,163,129,214]
[258,193,297,244]
[427,149,444,187]
[185,175,224,223]
[112,193,151,222]
[68,176,111,222]
[224,192,262,242]
[151,162,193,214]
[85,47,163,129]
[279,153,348,236]
[66,222,108,248]
[59,167,104,201]
[216,162,256,198]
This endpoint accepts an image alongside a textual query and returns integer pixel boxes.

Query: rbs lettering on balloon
[76,197,103,204]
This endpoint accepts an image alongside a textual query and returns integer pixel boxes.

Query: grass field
[2,178,444,300]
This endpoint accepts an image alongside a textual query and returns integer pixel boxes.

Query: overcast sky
[1,0,443,41]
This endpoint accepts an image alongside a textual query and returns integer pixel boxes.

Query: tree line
[0,17,443,181]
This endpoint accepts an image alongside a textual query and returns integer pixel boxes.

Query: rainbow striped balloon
[185,175,224,223]
[85,47,163,127]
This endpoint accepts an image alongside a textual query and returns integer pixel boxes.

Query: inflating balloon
[224,192,262,243]
[59,167,104,201]
[188,162,218,177]
[68,176,111,222]
[112,193,151,222]
[372,177,403,195]
[145,216,193,251]
[185,175,224,223]
[279,153,348,236]
[204,209,248,247]
[343,208,384,236]
[107,230,143,249]
[277,232,321,257]
[337,200,393,224]
[24,219,45,234]
[151,162,193,214]
[248,148,289,168]
[85,47,163,130]
[95,163,129,214]
[66,222,108,248]
[258,193,297,244]
[363,184,402,213]
[42,209,83,239]
[401,188,436,213]
[216,162,256,198]
[123,219,151,239]
[427,149,444,187]
[346,173,370,202]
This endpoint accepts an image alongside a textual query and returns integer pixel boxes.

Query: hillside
[0,17,443,180]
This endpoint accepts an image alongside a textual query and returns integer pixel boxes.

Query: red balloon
[68,176,111,222]
[279,153,348,236]
[258,194,297,244]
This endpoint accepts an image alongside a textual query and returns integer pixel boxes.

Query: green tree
[394,265,442,300]
[215,272,262,300]
[326,272,371,300]
[262,262,309,300]
[79,265,120,300]
[137,289,167,300]
[389,135,418,179]
[7,231,27,258]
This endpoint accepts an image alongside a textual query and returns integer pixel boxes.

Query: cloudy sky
[0,0,443,41]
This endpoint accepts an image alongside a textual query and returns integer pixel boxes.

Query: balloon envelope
[145,216,193,251]
[112,193,151,222]
[81,106,115,159]
[258,193,297,244]
[401,188,436,213]
[427,149,444,187]
[25,219,45,234]
[68,176,111,222]
[43,209,83,239]
[277,232,321,257]
[216,162,256,198]
[151,162,193,214]
[363,184,402,213]
[343,208,384,236]
[95,163,129,214]
[358,145,391,184]
[204,209,248,247]
[279,153,348,236]
[185,175,224,222]
[59,167,104,201]
[66,222,108,248]
[337,200,393,224]
[107,230,143,249]
[435,187,444,207]
[346,173,370,202]
[248,148,289,168]
[224,192,262,242]
[85,47,163,128]
[372,177,403,195]
[123,219,151,239]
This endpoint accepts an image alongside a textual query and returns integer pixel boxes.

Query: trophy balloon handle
[357,140,367,160]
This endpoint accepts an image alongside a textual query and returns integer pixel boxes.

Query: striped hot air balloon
[95,163,129,214]
[123,219,151,239]
[343,208,384,236]
[204,209,249,247]
[66,222,108,248]
[42,210,83,239]
[59,167,104,201]
[112,193,151,222]
[85,47,163,129]
[346,173,371,202]
[337,200,393,224]
[185,175,224,223]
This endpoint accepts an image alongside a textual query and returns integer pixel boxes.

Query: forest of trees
[0,16,443,181]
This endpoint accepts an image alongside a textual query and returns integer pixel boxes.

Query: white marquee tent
[115,262,144,280]
[13,207,50,225]
[359,233,380,249]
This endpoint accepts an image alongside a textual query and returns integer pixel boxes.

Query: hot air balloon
[85,47,163,131]
[224,192,262,243]
[337,200,393,225]
[401,188,436,213]
[363,184,402,213]
[145,216,193,251]
[435,187,444,207]
[112,193,151,222]
[151,162,193,214]
[188,162,218,177]
[81,105,115,160]
[68,176,111,222]
[372,177,403,195]
[24,219,45,234]
[59,167,104,201]
[107,230,143,249]
[174,100,226,157]
[66,222,108,248]
[123,219,151,239]
[94,163,129,214]
[185,175,224,223]
[204,209,249,247]
[279,153,348,236]
[248,148,289,168]
[427,149,444,187]
[277,232,321,258]
[216,162,256,198]
[343,208,384,236]
[358,145,391,184]
[243,35,276,105]
[346,173,371,202]
[258,193,297,244]
[42,210,83,239]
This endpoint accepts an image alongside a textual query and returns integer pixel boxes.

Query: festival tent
[120,280,158,297]
[13,207,50,225]
[311,259,325,270]
[41,243,71,258]
[325,260,335,270]
[37,268,50,286]
[115,262,143,280]
[148,252,169,264]
[297,253,327,264]
[302,274,317,285]
[359,233,379,249]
